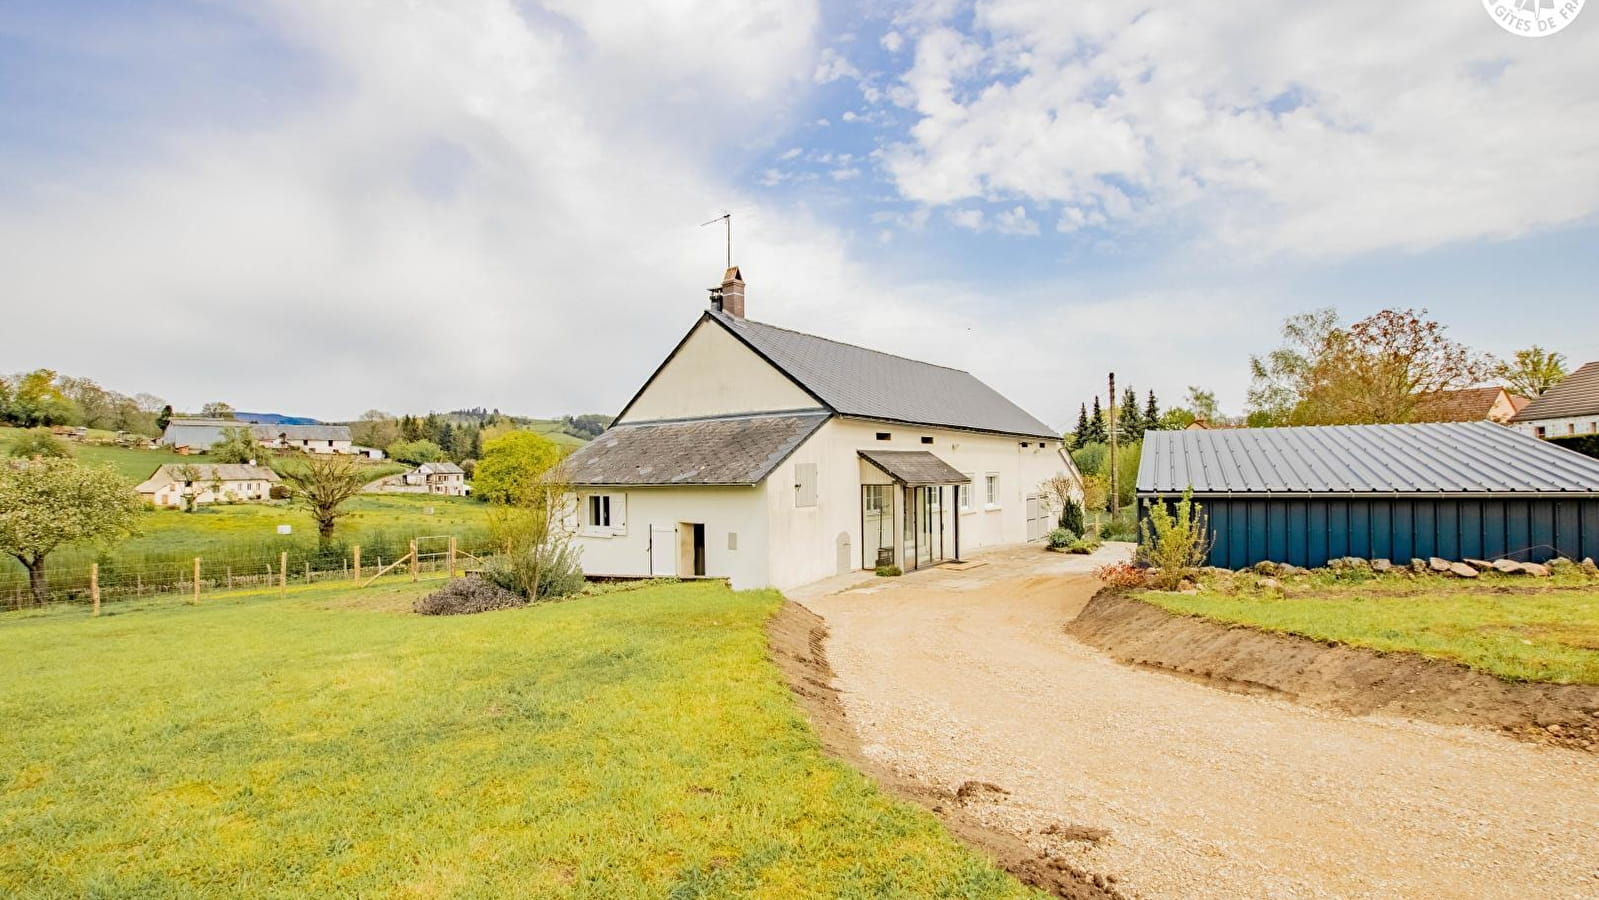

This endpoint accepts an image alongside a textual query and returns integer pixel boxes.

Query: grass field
[0,580,1030,898]
[1140,571,1599,684]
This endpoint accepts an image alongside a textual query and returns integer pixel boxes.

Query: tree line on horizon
[1065,307,1574,447]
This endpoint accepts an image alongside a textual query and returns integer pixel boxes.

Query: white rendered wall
[617,319,820,424]
[570,485,771,590]
[1517,417,1599,438]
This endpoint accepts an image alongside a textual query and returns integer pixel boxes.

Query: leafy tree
[1499,346,1568,398]
[1248,308,1494,425]
[200,402,235,419]
[281,455,369,545]
[9,429,71,459]
[561,414,613,440]
[474,431,564,505]
[0,458,142,606]
[156,404,174,432]
[58,376,117,430]
[1143,391,1160,432]
[209,426,264,465]
[388,439,446,465]
[3,370,73,427]
[351,410,400,451]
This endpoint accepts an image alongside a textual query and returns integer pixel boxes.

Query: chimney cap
[722,265,743,283]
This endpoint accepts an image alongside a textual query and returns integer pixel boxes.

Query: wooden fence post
[279,552,288,599]
[448,537,457,578]
[90,563,100,617]
[192,557,201,605]
[227,567,233,590]
[409,540,419,582]
[353,546,361,583]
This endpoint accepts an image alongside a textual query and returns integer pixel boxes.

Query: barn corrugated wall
[1140,495,1599,568]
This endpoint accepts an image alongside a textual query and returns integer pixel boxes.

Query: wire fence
[2,537,499,611]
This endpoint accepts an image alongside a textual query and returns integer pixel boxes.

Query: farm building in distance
[1137,421,1599,568]
[369,462,470,496]
[136,464,280,507]
[160,418,353,454]
[562,266,1078,591]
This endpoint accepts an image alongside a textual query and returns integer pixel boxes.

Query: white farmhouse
[1511,361,1599,439]
[160,418,354,454]
[563,268,1079,591]
[136,464,280,507]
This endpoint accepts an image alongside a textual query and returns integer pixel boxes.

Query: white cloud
[993,205,1038,236]
[880,30,904,52]
[879,0,1599,257]
[812,47,859,84]
[779,146,803,160]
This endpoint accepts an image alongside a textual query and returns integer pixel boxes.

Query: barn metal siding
[1141,496,1599,568]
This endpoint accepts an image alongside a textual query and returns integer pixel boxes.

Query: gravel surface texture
[799,544,1599,899]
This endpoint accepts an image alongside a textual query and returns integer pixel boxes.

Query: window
[1569,424,1578,435]
[920,436,933,445]
[1535,426,1547,438]
[1591,422,1597,433]
[985,474,999,507]
[1020,442,1030,448]
[794,463,818,507]
[958,475,974,512]
[876,432,891,441]
[587,495,611,527]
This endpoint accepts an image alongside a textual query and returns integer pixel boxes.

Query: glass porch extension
[857,449,971,572]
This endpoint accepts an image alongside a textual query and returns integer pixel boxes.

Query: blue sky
[2,1,1596,426]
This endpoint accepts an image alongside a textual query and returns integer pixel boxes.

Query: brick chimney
[710,265,745,318]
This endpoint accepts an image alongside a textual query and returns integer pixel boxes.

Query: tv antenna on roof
[700,211,731,268]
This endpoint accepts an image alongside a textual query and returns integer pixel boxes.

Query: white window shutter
[610,493,627,535]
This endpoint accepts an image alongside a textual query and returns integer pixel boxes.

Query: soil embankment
[768,601,1125,900]
[1067,589,1599,752]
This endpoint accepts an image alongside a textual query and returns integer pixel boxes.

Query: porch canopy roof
[858,450,970,486]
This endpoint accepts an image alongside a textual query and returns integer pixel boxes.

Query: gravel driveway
[796,545,1599,899]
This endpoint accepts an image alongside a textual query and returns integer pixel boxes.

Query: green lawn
[1140,572,1599,684]
[0,579,1030,898]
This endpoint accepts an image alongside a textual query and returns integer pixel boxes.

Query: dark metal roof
[858,450,971,486]
[1137,421,1599,496]
[1511,361,1599,422]
[709,311,1058,439]
[565,412,828,486]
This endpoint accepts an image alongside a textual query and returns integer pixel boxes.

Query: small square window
[920,436,933,444]
[1020,442,1030,448]
[587,495,611,527]
[876,432,891,441]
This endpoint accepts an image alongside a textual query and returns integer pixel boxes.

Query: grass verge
[1138,571,1599,684]
[0,579,1032,897]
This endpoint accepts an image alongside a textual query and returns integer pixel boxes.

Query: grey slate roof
[858,450,971,485]
[1511,361,1599,422]
[709,311,1058,439]
[161,419,351,448]
[1138,421,1599,496]
[418,462,465,475]
[565,412,829,486]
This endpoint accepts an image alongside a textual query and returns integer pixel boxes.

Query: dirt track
[796,545,1599,899]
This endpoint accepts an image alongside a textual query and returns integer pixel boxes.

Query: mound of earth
[1067,590,1599,752]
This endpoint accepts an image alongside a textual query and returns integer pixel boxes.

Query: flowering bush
[1093,561,1145,589]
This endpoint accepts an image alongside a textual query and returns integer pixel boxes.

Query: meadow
[1140,570,1599,684]
[0,579,1031,898]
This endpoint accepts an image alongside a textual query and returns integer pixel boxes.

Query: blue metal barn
[1136,422,1599,568]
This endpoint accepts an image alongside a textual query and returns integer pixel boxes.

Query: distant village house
[160,418,354,454]
[136,464,280,508]
[368,461,469,496]
[1511,361,1599,439]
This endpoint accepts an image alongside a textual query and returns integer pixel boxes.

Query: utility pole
[1107,372,1118,516]
[700,212,731,268]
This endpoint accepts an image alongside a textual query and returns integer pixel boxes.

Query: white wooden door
[1025,494,1044,541]
[650,525,678,576]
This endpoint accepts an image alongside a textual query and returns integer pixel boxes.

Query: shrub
[1100,507,1140,542]
[875,565,902,577]
[483,539,585,601]
[1066,537,1101,554]
[1059,497,1085,536]
[8,428,71,459]
[1093,561,1145,589]
[388,439,446,465]
[1137,489,1214,590]
[1047,527,1077,550]
[413,576,528,616]
[269,484,291,500]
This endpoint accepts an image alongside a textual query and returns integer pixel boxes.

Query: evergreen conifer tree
[1144,390,1160,432]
